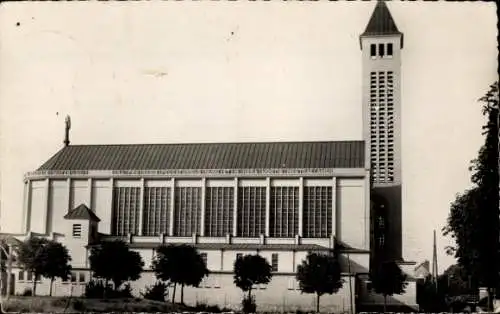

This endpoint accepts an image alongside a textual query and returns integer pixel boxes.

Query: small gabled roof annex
[64,204,101,222]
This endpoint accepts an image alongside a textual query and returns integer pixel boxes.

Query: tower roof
[64,204,101,222]
[360,1,403,48]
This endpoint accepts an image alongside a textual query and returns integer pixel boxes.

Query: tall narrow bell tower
[360,1,404,261]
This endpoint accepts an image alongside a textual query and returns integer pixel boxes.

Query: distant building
[414,260,431,280]
[1,2,417,312]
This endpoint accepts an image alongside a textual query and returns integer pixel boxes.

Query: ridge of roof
[60,139,363,147]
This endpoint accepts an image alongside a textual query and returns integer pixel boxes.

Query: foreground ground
[2,296,234,313]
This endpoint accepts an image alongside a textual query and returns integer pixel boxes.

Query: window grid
[112,187,141,236]
[369,70,395,183]
[237,187,266,237]
[174,187,202,237]
[270,187,299,238]
[205,187,234,237]
[143,187,171,236]
[303,187,332,238]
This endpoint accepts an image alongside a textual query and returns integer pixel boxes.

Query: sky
[0,1,497,272]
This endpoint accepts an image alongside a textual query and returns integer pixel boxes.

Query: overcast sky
[0,1,497,272]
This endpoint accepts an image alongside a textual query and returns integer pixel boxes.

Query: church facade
[3,2,417,312]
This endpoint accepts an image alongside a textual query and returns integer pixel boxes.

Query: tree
[17,237,50,296]
[443,82,499,311]
[152,244,208,304]
[295,253,343,313]
[417,274,447,312]
[40,241,72,296]
[89,240,144,296]
[370,260,408,313]
[233,254,272,311]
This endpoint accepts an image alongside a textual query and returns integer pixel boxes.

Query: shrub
[142,281,169,302]
[194,301,223,313]
[241,295,256,313]
[117,282,133,298]
[72,299,85,311]
[21,288,32,296]
[84,279,112,298]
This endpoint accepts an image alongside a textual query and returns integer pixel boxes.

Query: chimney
[64,115,71,147]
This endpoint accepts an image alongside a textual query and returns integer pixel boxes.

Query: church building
[2,2,418,312]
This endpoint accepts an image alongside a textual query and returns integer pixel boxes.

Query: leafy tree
[417,274,449,312]
[443,82,499,311]
[40,241,72,296]
[17,237,50,296]
[443,264,474,297]
[370,260,408,313]
[152,244,208,304]
[233,254,272,311]
[296,252,343,313]
[89,240,144,296]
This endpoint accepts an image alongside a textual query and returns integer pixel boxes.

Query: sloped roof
[360,1,403,48]
[64,204,101,222]
[37,141,365,171]
[0,234,23,247]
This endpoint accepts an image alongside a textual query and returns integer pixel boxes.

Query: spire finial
[64,115,71,147]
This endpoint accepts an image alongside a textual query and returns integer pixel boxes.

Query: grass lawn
[2,296,193,313]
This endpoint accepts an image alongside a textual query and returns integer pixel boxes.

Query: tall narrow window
[143,187,171,236]
[270,187,299,238]
[205,187,234,237]
[387,43,393,56]
[112,187,141,236]
[174,187,202,237]
[271,253,279,272]
[378,43,385,57]
[237,187,266,237]
[200,253,208,266]
[370,44,376,57]
[303,187,332,238]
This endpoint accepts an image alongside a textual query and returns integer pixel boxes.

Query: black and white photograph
[0,1,497,313]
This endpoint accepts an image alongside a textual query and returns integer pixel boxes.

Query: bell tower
[360,1,404,261]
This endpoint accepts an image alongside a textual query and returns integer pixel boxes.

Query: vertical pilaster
[67,178,72,211]
[44,178,50,235]
[298,177,304,237]
[364,172,371,250]
[169,178,175,236]
[23,180,32,233]
[233,178,238,237]
[265,177,270,237]
[200,178,206,236]
[332,177,337,239]
[109,178,114,235]
[88,178,93,208]
[138,178,145,236]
